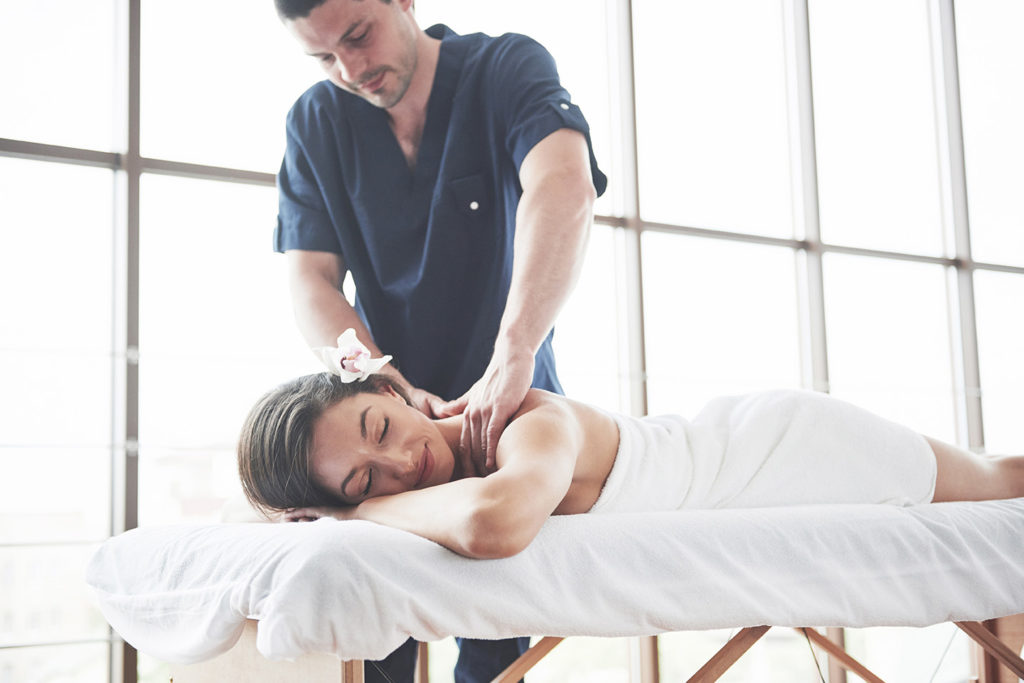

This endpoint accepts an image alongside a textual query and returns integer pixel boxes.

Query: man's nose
[332,52,366,87]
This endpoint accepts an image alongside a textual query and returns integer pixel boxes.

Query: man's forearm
[290,271,373,350]
[497,162,596,360]
[285,252,397,363]
[288,263,424,398]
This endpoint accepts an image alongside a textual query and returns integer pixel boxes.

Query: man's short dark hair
[274,0,391,21]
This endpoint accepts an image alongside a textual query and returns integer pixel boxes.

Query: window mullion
[784,0,830,395]
[929,0,984,450]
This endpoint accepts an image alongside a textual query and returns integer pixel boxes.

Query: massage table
[87,498,1024,681]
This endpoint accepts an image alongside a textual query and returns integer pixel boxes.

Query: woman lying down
[238,331,1024,559]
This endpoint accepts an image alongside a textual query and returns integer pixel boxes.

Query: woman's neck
[434,414,468,478]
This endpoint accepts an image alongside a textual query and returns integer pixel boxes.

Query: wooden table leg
[798,628,885,683]
[957,621,1024,680]
[414,642,429,683]
[491,637,564,683]
[687,626,770,683]
[341,659,364,683]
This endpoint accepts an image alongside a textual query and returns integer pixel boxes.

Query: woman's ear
[380,382,404,403]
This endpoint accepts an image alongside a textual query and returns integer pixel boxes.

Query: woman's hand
[281,505,356,523]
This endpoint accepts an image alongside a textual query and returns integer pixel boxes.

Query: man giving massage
[238,331,1024,559]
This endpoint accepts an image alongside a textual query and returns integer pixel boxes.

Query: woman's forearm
[351,476,542,559]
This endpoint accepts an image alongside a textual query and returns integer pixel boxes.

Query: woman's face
[309,385,455,505]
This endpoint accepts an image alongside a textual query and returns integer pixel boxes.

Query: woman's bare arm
[286,400,582,558]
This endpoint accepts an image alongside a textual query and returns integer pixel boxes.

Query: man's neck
[387,31,442,131]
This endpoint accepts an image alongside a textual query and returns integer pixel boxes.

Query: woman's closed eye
[363,468,373,497]
[378,417,389,444]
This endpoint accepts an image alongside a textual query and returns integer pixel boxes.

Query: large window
[2,1,1021,682]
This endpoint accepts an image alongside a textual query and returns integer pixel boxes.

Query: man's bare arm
[286,249,446,415]
[441,127,597,470]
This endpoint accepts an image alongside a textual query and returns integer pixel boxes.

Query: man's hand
[439,346,535,476]
[406,385,448,419]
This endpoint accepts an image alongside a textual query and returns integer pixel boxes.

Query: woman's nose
[382,446,416,479]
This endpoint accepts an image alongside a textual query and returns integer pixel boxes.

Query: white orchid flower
[313,328,392,383]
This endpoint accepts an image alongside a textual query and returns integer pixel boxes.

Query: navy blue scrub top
[275,24,607,400]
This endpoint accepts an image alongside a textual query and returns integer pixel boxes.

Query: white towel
[590,390,936,513]
[86,498,1024,663]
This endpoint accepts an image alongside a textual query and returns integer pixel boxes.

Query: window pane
[527,636,631,683]
[955,1,1024,266]
[974,271,1024,453]
[661,629,825,681]
[843,624,970,683]
[0,160,114,353]
[138,175,321,450]
[140,0,323,171]
[642,234,801,418]
[416,1,615,216]
[633,1,793,237]
[0,1,117,151]
[0,353,112,448]
[823,254,955,440]
[138,175,308,357]
[552,225,621,412]
[140,357,315,450]
[0,545,109,646]
[139,448,241,527]
[0,643,109,683]
[808,0,945,256]
[0,449,110,544]
[139,653,171,683]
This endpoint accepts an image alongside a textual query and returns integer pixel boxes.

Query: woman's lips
[416,444,434,488]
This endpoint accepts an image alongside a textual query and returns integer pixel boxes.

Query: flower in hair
[313,329,392,383]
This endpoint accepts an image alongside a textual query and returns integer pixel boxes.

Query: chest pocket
[448,173,492,221]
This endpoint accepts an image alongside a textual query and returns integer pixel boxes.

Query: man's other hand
[438,348,534,476]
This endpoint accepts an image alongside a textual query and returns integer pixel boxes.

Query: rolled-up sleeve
[494,36,607,196]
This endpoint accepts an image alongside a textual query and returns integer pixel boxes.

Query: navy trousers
[365,636,530,683]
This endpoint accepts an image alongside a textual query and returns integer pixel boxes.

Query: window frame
[2,0,1022,681]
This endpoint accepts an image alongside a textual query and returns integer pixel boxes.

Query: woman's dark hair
[238,372,411,515]
[274,0,391,21]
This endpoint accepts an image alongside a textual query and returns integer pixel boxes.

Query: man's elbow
[562,169,597,217]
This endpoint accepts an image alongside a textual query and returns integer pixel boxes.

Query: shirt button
[560,102,570,110]
[469,201,480,211]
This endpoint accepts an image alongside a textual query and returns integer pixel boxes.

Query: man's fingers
[438,395,469,418]
[484,420,501,472]
[455,426,475,479]
[459,420,473,476]
[484,404,513,471]
[427,394,448,418]
[466,407,490,476]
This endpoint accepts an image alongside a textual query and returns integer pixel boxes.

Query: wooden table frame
[169,615,1024,683]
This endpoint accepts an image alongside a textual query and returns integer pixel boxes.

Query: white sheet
[86,498,1024,664]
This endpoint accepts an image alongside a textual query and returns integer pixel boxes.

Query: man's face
[286,0,419,109]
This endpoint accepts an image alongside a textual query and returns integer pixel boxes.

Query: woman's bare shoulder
[504,390,620,514]
[508,389,616,448]
[512,389,585,422]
